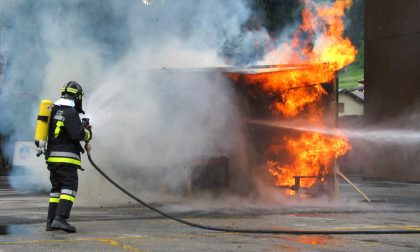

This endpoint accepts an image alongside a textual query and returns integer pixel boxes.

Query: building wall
[364,0,420,181]
[365,0,420,120]
[338,94,364,116]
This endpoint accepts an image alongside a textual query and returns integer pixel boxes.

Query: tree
[251,0,301,35]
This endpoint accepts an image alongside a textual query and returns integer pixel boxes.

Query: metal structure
[227,65,340,198]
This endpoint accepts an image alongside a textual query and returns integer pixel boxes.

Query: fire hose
[85,143,420,235]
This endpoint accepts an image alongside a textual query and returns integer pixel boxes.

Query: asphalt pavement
[0,175,419,251]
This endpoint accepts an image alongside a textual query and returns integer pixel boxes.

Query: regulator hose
[86,144,420,235]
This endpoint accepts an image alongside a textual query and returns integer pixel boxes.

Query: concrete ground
[0,176,419,251]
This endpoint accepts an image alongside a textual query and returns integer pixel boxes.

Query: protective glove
[84,127,92,142]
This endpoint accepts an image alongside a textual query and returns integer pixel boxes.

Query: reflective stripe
[53,115,65,121]
[54,121,64,138]
[47,157,81,166]
[61,189,77,196]
[84,129,91,141]
[66,87,78,94]
[49,198,60,203]
[49,151,80,160]
[50,192,60,197]
[60,194,75,203]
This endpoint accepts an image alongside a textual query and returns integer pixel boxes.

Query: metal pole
[333,161,339,200]
[337,170,371,202]
[333,73,339,199]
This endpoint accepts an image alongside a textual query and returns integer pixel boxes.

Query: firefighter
[45,81,92,233]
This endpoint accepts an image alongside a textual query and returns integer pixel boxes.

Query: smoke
[0,0,267,204]
[0,0,372,209]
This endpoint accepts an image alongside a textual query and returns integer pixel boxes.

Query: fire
[283,0,356,70]
[241,0,357,116]
[231,64,333,117]
[268,133,351,188]
[238,0,357,191]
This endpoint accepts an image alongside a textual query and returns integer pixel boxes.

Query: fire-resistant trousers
[47,163,78,222]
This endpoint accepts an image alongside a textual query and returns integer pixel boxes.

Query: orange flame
[243,0,357,117]
[233,64,333,117]
[282,0,357,69]
[243,0,356,190]
[231,0,356,117]
[268,133,351,188]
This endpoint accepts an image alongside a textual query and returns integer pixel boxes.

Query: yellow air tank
[34,99,53,149]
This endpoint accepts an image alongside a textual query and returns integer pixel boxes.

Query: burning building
[154,63,350,197]
[170,0,359,198]
[224,64,350,197]
[197,0,358,197]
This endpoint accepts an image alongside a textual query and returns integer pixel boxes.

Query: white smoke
[0,0,264,205]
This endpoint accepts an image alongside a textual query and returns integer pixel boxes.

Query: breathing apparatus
[34,99,54,156]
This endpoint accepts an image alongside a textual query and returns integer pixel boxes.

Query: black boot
[51,216,76,233]
[46,202,59,231]
[46,218,59,231]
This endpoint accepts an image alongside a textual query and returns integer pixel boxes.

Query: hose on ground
[86,145,420,235]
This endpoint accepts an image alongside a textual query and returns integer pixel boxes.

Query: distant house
[338,84,364,116]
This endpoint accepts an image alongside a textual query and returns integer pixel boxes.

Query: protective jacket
[46,99,91,167]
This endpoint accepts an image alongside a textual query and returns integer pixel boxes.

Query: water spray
[250,119,420,145]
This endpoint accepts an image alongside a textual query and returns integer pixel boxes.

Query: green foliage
[251,0,301,35]
[341,0,365,89]
[354,41,364,68]
[345,0,364,48]
[339,39,364,89]
[339,64,364,89]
